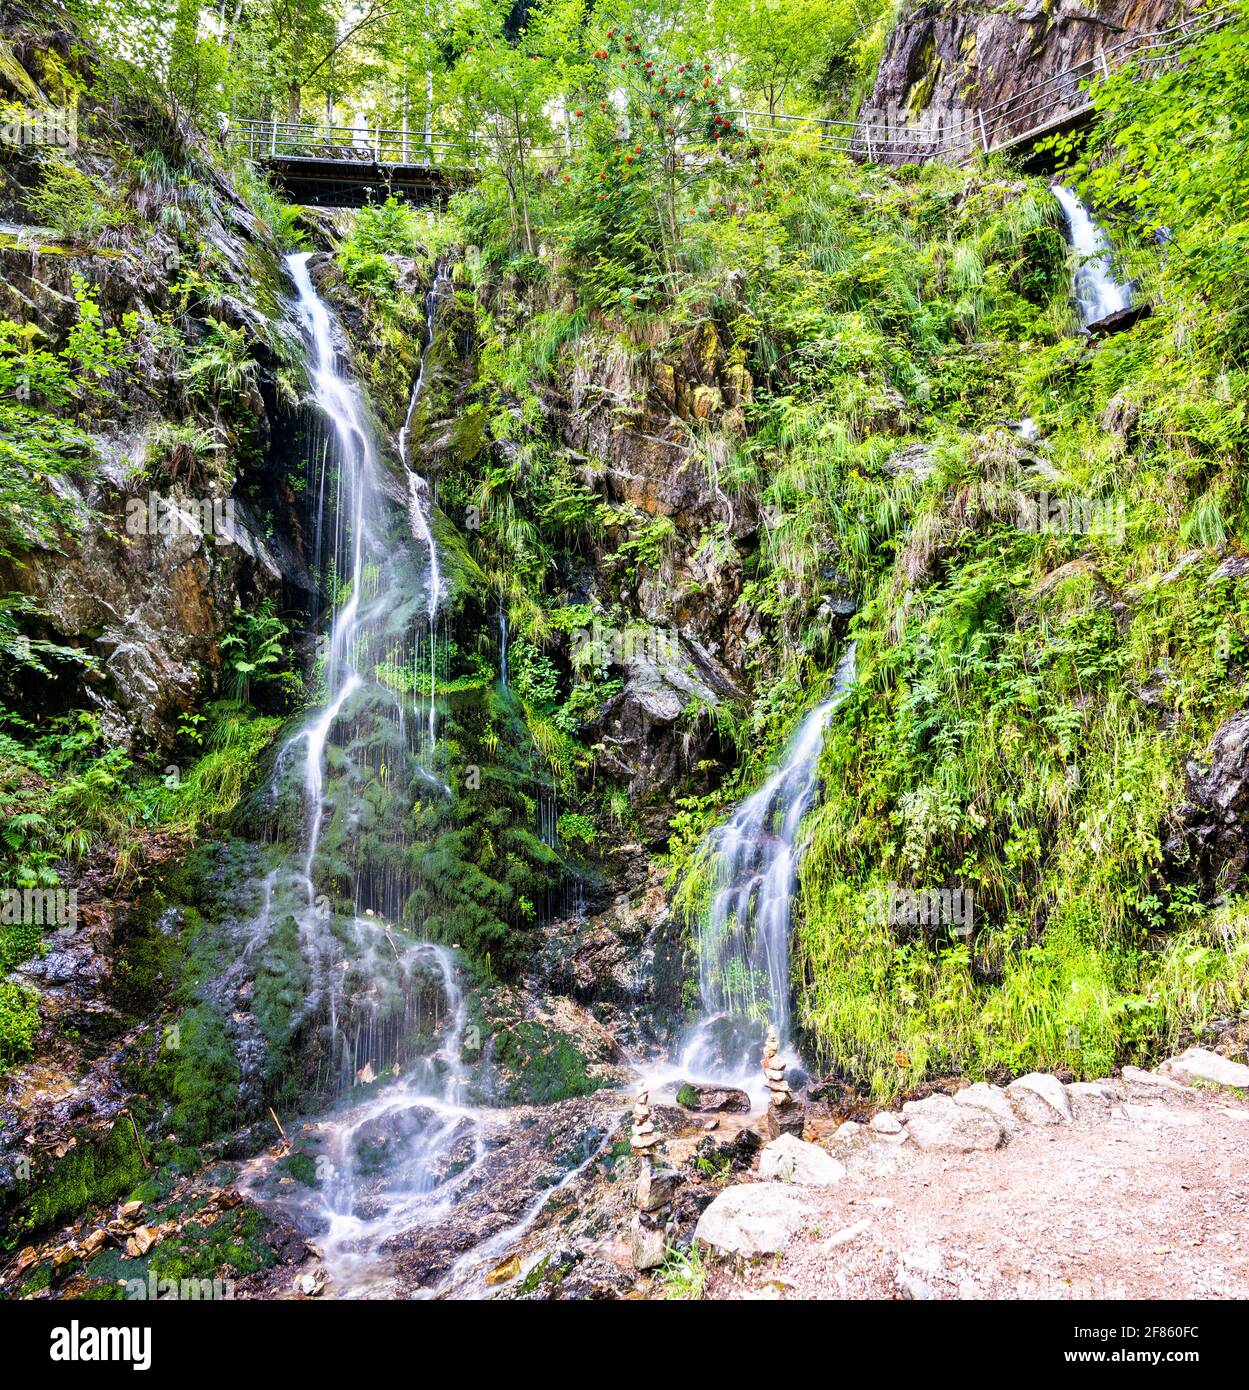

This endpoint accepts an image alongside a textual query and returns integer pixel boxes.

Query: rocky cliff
[868,0,1188,121]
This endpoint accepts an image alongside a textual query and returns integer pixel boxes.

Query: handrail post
[978,110,990,153]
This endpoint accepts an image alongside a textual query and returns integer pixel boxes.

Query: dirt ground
[708,1079,1249,1300]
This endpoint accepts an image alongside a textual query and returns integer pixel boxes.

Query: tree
[713,0,844,119]
[451,0,588,256]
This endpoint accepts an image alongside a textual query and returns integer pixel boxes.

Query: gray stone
[1007,1072,1073,1123]
[757,1134,846,1187]
[1066,1081,1121,1120]
[901,1095,1005,1153]
[870,1112,904,1134]
[635,1162,679,1212]
[694,1183,811,1258]
[1160,1048,1249,1091]
[1122,1065,1191,1094]
[954,1082,1017,1131]
[631,1212,667,1270]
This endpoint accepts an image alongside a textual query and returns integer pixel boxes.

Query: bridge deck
[226,6,1230,204]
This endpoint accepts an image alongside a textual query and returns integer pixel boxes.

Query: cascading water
[399,259,451,748]
[1051,183,1132,327]
[238,253,611,1299]
[676,643,857,1091]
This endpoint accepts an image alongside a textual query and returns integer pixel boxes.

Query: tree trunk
[287,83,302,125]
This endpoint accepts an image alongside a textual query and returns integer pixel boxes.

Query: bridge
[229,5,1229,206]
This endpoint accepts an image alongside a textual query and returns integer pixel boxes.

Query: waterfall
[678,643,857,1088]
[1051,183,1132,327]
[399,259,451,749]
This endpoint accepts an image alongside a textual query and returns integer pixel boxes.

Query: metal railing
[228,4,1233,177]
[226,119,480,167]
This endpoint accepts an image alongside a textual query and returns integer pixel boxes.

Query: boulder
[901,1095,1005,1153]
[1006,1073,1073,1124]
[757,1134,847,1187]
[635,1161,680,1212]
[1066,1080,1122,1120]
[1160,1048,1249,1091]
[954,1082,1017,1131]
[631,1213,668,1271]
[694,1183,811,1258]
[676,1081,751,1113]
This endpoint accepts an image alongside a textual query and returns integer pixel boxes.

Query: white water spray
[677,643,857,1090]
[1051,184,1132,327]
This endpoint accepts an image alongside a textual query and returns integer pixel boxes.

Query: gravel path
[708,1073,1249,1300]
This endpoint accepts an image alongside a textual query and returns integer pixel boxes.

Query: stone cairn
[631,1086,678,1271]
[763,1026,804,1140]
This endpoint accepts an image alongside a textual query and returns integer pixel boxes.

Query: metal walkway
[228,4,1230,203]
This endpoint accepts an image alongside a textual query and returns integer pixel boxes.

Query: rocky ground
[689,1048,1249,1302]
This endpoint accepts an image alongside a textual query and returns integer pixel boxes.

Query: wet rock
[676,1082,751,1113]
[693,1125,761,1174]
[1169,711,1249,893]
[1087,303,1151,339]
[694,1183,811,1259]
[631,1212,668,1271]
[1160,1048,1249,1091]
[757,1134,846,1187]
[901,1095,1006,1153]
[485,1254,522,1286]
[636,1161,680,1212]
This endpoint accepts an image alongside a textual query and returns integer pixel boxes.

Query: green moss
[493,1021,603,1104]
[278,1151,319,1186]
[11,1118,146,1243]
[0,978,40,1073]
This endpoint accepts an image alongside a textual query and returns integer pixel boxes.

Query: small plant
[659,1243,707,1300]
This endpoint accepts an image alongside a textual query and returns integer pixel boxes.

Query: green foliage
[659,1242,707,1300]
[219,600,299,705]
[26,154,131,243]
[0,979,40,1073]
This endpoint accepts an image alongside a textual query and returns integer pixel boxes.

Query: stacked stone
[763,1027,804,1140]
[631,1087,678,1271]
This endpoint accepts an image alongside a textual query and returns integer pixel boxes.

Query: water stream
[670,643,857,1093]
[1051,183,1132,327]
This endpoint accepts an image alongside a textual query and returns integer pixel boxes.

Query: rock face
[1169,711,1249,894]
[0,464,297,750]
[694,1183,811,1258]
[757,1134,847,1187]
[582,627,745,824]
[867,0,1182,140]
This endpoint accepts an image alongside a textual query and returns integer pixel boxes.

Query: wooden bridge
[229,5,1229,205]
